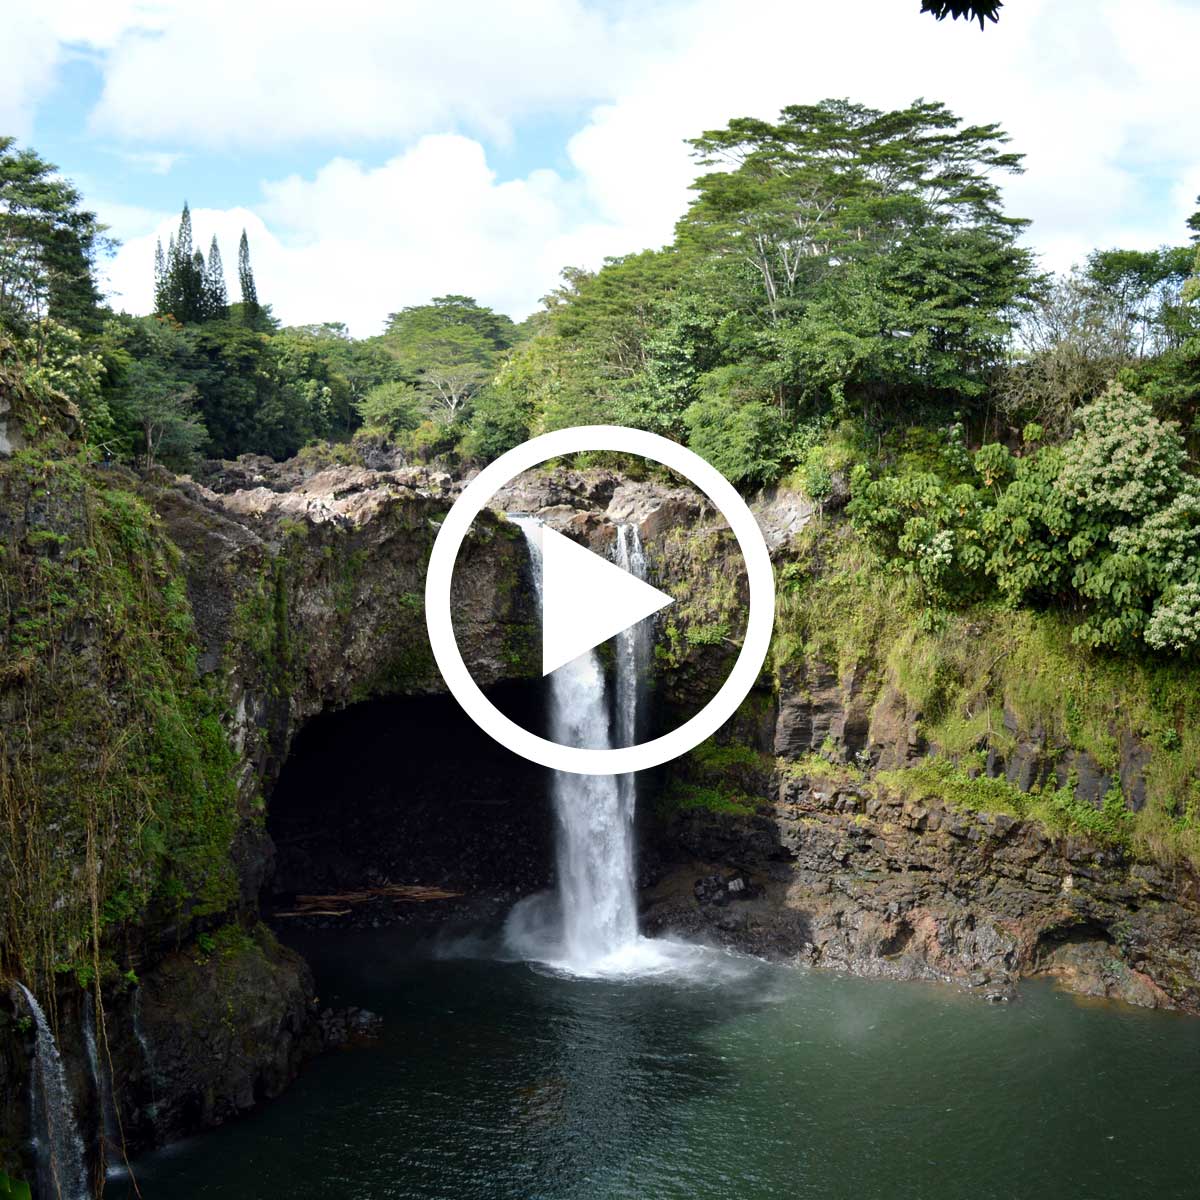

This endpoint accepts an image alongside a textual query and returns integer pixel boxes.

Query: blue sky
[4,0,1199,335]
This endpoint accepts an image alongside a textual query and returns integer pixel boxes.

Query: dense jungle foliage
[2,99,1199,659]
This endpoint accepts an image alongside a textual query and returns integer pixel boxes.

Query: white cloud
[0,16,64,138]
[0,1,167,139]
[86,0,671,148]
[116,149,184,175]
[562,0,1200,275]
[101,136,625,331]
[32,0,1200,334]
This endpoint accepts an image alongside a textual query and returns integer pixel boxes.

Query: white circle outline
[425,426,775,775]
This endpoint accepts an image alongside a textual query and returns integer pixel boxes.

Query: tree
[0,138,106,335]
[1086,246,1194,356]
[383,295,515,350]
[127,363,207,470]
[999,269,1133,438]
[154,204,208,324]
[19,318,110,445]
[237,229,258,315]
[921,1,1002,27]
[355,381,424,437]
[204,235,228,319]
[677,99,1035,420]
[683,365,785,486]
[379,298,510,424]
[409,325,493,422]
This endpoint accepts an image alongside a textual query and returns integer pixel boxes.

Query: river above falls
[111,926,1200,1200]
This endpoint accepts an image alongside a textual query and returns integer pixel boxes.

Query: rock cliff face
[3,438,1199,1194]
[0,446,539,1190]
[645,766,1200,1011]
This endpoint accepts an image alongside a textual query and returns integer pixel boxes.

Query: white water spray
[15,983,89,1200]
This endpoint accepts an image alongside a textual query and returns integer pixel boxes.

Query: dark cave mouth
[265,683,555,929]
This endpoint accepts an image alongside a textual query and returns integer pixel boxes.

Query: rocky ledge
[644,770,1200,1012]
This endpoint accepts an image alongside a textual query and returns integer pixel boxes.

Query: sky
[3,0,1199,336]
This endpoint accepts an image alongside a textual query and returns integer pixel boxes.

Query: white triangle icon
[539,525,674,677]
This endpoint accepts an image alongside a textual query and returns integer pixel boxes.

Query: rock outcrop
[645,767,1200,1012]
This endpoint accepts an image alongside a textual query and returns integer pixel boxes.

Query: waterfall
[505,518,650,972]
[82,994,119,1166]
[131,990,162,1122]
[15,983,89,1200]
[613,523,651,752]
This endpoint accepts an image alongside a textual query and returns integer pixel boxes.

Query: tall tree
[380,296,513,423]
[203,234,228,318]
[677,98,1035,417]
[155,203,207,323]
[153,239,168,314]
[384,295,515,350]
[237,229,258,313]
[0,137,106,335]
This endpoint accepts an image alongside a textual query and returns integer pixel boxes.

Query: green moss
[1,457,241,986]
[654,523,743,668]
[878,758,1135,847]
[657,781,757,817]
[772,522,902,683]
[773,519,1200,870]
[779,754,865,787]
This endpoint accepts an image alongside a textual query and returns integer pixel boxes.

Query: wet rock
[133,925,319,1142]
[319,1007,384,1048]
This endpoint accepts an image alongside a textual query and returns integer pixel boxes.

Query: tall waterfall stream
[505,517,722,978]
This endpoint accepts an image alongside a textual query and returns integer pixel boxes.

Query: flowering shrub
[850,385,1200,655]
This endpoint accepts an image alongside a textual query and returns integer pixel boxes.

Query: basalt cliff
[2,423,1199,1194]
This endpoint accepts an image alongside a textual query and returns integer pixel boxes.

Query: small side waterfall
[82,994,119,1166]
[505,518,649,972]
[15,983,89,1200]
[131,989,162,1122]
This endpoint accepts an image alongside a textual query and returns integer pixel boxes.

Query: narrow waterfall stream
[15,983,89,1200]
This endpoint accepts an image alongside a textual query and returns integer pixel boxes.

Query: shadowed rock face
[0,455,546,1185]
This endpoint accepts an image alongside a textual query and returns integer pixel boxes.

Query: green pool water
[112,928,1200,1199]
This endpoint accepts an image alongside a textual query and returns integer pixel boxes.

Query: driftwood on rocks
[274,883,464,918]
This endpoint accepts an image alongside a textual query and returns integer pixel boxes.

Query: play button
[536,524,674,676]
[424,425,775,775]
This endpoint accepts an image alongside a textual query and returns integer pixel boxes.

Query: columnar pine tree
[203,234,227,318]
[153,239,168,313]
[237,229,259,316]
[153,203,228,323]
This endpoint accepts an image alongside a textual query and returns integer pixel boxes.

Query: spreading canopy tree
[677,98,1035,418]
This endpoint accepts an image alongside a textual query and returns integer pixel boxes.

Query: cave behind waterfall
[265,684,553,922]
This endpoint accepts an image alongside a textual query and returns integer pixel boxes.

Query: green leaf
[0,1170,33,1200]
